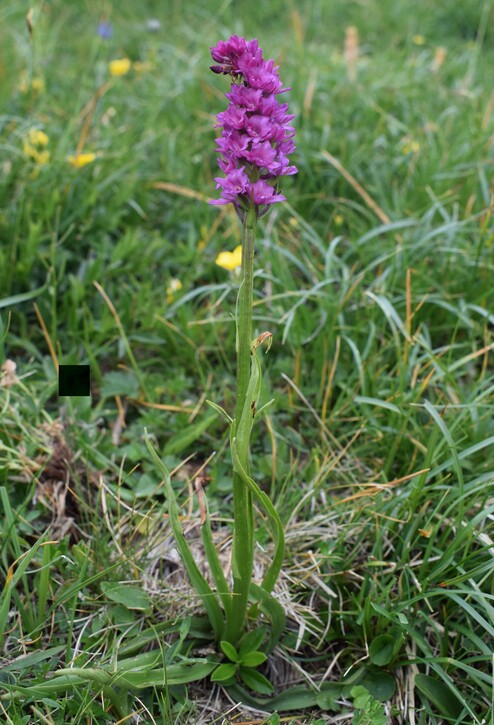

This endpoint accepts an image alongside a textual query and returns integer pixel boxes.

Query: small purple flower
[209,35,297,216]
[226,85,263,112]
[97,20,113,39]
[244,141,277,169]
[250,179,286,205]
[210,168,251,205]
[245,115,273,140]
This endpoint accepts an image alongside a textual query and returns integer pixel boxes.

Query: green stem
[226,203,257,644]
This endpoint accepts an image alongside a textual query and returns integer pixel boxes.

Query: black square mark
[58,365,91,397]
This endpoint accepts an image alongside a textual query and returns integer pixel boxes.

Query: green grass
[1,0,494,722]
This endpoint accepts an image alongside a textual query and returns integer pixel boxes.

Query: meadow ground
[1,0,494,723]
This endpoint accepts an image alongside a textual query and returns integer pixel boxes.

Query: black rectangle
[59,365,91,396]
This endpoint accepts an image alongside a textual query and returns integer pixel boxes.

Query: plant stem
[226,203,257,643]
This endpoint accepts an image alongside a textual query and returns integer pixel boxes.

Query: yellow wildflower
[23,128,50,165]
[28,128,48,147]
[19,76,45,94]
[109,58,131,76]
[334,214,344,226]
[215,245,242,271]
[412,34,426,46]
[31,77,45,92]
[166,278,183,303]
[33,149,50,165]
[401,139,420,155]
[67,152,97,169]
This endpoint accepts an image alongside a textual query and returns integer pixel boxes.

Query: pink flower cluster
[210,35,297,215]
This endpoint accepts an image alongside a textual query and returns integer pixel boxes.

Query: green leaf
[108,650,163,672]
[211,662,237,682]
[231,441,285,597]
[100,583,150,611]
[0,272,50,310]
[144,432,224,640]
[117,660,218,687]
[220,640,240,663]
[134,472,159,497]
[369,634,395,666]
[2,645,65,672]
[357,670,395,701]
[253,398,276,421]
[351,685,371,708]
[248,582,286,653]
[100,370,140,399]
[206,399,233,424]
[228,682,341,712]
[200,498,233,621]
[164,412,217,456]
[239,627,267,657]
[240,667,274,694]
[241,651,267,667]
[415,674,463,719]
[316,687,342,711]
[109,604,136,626]
[265,715,280,725]
[0,671,15,685]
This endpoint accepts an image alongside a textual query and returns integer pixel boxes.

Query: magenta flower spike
[210,35,297,217]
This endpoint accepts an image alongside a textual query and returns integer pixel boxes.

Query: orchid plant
[146,34,297,666]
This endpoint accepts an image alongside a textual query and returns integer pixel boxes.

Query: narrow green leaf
[100,582,150,611]
[119,660,218,687]
[164,412,217,456]
[253,398,275,422]
[241,651,267,667]
[2,645,65,672]
[18,660,218,693]
[415,674,463,719]
[220,640,240,663]
[116,616,212,658]
[231,438,284,595]
[106,650,162,672]
[424,399,464,501]
[249,582,286,653]
[355,396,401,415]
[240,667,274,694]
[206,399,233,424]
[200,494,232,620]
[211,662,237,682]
[239,627,267,657]
[0,530,51,646]
[235,349,262,463]
[315,687,342,711]
[228,682,341,712]
[0,272,50,310]
[144,432,224,639]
